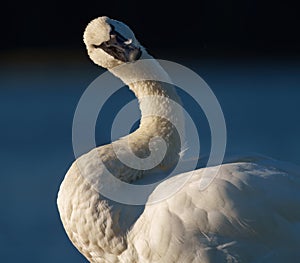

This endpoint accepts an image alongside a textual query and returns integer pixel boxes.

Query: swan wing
[125,159,300,263]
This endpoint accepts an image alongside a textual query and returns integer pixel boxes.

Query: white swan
[57,16,300,263]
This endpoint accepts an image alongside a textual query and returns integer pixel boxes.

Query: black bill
[94,25,142,63]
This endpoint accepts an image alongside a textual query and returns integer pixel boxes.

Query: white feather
[57,16,300,263]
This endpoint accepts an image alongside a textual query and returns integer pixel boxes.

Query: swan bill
[93,25,142,63]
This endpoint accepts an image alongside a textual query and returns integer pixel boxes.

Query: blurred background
[0,0,299,262]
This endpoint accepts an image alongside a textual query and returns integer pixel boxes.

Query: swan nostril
[124,39,133,45]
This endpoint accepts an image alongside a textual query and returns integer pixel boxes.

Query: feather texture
[57,16,300,263]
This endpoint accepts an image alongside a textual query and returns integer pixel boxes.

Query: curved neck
[109,51,184,172]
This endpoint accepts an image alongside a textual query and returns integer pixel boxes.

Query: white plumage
[57,16,300,263]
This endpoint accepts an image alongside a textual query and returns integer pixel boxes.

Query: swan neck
[108,51,184,172]
[109,51,183,125]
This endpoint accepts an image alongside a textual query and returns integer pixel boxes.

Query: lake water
[0,56,299,262]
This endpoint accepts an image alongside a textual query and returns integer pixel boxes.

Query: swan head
[83,16,142,69]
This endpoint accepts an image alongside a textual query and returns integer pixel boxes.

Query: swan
[57,16,300,263]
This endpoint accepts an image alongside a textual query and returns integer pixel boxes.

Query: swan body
[57,16,300,263]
